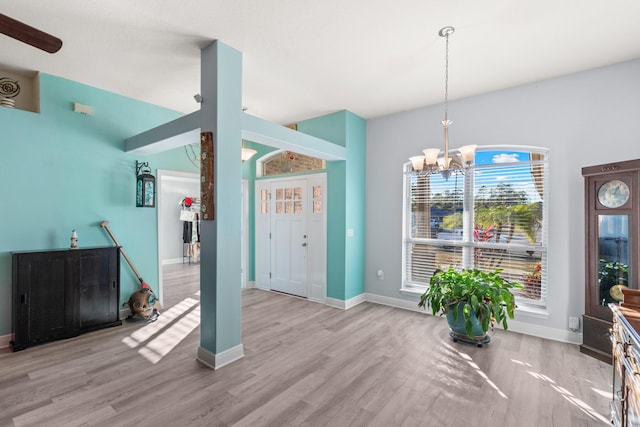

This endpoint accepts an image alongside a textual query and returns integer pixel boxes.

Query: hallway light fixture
[241,140,257,162]
[409,26,476,180]
[240,107,257,162]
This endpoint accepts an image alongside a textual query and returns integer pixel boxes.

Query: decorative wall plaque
[0,77,20,108]
[200,131,215,220]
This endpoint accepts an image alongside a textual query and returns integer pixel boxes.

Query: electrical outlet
[377,269,384,280]
[569,316,580,331]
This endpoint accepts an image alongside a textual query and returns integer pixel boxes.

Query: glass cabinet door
[582,161,640,363]
[598,215,631,306]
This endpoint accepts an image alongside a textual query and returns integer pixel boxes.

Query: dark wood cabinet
[610,301,640,426]
[581,159,640,363]
[11,246,121,351]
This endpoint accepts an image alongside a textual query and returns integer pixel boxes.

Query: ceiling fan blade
[0,13,62,53]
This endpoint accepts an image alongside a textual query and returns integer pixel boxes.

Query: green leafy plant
[599,259,628,304]
[418,266,523,337]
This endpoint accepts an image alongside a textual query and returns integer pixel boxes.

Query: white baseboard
[364,292,424,313]
[504,319,582,345]
[244,281,256,289]
[362,292,582,345]
[326,293,366,310]
[197,344,244,370]
[0,333,12,350]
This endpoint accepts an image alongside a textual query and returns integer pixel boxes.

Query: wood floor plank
[0,263,612,426]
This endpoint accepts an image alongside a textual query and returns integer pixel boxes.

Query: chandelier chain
[444,30,449,122]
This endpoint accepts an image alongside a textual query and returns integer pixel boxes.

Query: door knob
[302,243,307,247]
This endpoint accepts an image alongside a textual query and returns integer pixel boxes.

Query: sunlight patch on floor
[138,306,201,364]
[525,369,610,424]
[591,387,611,399]
[121,297,199,349]
[449,343,508,399]
[119,289,203,364]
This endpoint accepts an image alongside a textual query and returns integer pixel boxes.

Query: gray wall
[365,58,640,342]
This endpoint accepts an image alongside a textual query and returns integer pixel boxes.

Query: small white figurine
[70,229,78,249]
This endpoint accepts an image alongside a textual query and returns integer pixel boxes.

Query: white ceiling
[2,1,640,125]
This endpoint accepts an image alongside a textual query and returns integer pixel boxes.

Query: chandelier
[409,26,476,180]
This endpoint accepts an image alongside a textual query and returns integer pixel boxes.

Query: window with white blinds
[403,148,548,306]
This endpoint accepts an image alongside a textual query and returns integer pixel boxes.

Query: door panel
[308,175,327,302]
[270,179,308,297]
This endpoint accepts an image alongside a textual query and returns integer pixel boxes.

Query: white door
[254,174,326,300]
[270,179,308,297]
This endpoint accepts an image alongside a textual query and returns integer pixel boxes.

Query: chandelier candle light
[409,26,476,180]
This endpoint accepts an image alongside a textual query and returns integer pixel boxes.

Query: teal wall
[344,112,367,299]
[298,111,366,300]
[0,73,195,337]
[0,70,366,346]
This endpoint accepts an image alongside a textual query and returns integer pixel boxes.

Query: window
[403,147,548,306]
[261,150,326,176]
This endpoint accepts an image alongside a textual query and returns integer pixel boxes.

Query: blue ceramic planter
[445,302,487,340]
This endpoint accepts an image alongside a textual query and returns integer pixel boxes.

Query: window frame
[402,145,549,307]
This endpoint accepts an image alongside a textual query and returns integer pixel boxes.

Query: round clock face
[598,179,630,208]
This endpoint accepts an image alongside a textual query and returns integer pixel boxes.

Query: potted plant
[418,266,522,345]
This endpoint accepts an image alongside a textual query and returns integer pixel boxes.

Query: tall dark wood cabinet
[581,159,640,363]
[11,246,122,351]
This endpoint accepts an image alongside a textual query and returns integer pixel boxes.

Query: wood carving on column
[200,131,215,220]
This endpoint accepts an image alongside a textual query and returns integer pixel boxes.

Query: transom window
[403,147,548,306]
[262,150,325,176]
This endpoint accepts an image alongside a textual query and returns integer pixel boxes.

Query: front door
[254,173,326,300]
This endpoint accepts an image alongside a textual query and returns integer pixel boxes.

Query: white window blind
[403,148,548,305]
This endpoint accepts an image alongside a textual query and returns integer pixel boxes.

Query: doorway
[255,173,327,302]
[157,171,250,306]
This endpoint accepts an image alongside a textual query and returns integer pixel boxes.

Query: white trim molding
[326,293,366,310]
[362,293,581,345]
[197,344,244,370]
[502,319,582,345]
[0,333,12,350]
[365,292,423,313]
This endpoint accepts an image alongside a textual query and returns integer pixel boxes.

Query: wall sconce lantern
[136,161,156,207]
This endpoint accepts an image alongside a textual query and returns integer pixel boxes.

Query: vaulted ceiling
[2,1,640,125]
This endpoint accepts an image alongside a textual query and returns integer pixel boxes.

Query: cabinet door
[585,172,638,321]
[78,247,119,331]
[12,251,77,349]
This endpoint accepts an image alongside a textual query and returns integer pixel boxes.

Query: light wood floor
[0,264,612,426]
